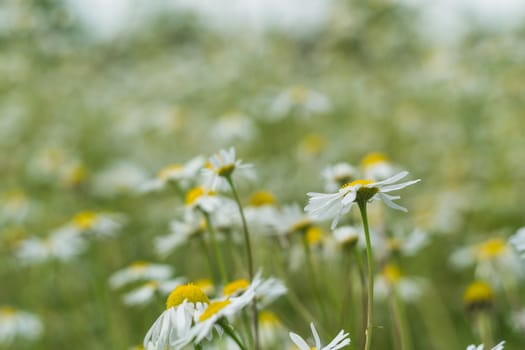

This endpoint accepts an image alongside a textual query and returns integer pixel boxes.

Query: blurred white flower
[140,156,205,193]
[509,227,525,259]
[70,211,125,239]
[14,226,86,265]
[155,216,206,258]
[374,264,425,303]
[122,278,186,306]
[360,152,397,181]
[0,307,43,345]
[93,162,148,197]
[322,162,358,192]
[0,189,32,224]
[273,204,315,236]
[109,262,174,289]
[211,111,256,143]
[269,86,331,120]
[289,322,350,350]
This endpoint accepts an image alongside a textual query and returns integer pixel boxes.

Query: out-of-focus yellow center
[73,211,97,229]
[129,261,149,271]
[477,238,507,260]
[305,226,323,245]
[194,279,215,295]
[387,238,402,252]
[290,85,309,103]
[249,191,276,207]
[0,306,16,315]
[291,218,312,233]
[361,152,388,168]
[217,164,235,177]
[463,281,494,305]
[199,300,231,321]
[383,264,402,284]
[259,311,281,326]
[166,284,210,309]
[223,279,250,296]
[185,187,212,206]
[66,164,87,186]
[299,134,325,156]
[157,164,184,180]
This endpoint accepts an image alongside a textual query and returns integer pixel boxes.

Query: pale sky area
[65,0,525,42]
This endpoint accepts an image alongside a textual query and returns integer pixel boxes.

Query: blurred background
[1,0,525,349]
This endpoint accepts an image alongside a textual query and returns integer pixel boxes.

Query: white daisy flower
[269,86,331,120]
[466,341,505,350]
[184,186,222,215]
[93,161,148,197]
[450,238,523,286]
[122,278,186,306]
[201,147,254,192]
[289,322,350,350]
[154,216,206,258]
[387,228,430,257]
[143,284,210,350]
[273,204,315,236]
[321,163,358,192]
[374,264,425,303]
[221,272,287,309]
[109,262,174,289]
[70,211,124,239]
[259,311,287,349]
[509,227,525,259]
[332,225,360,248]
[211,111,256,143]
[0,307,43,345]
[360,152,397,181]
[244,191,279,234]
[14,226,86,265]
[140,156,205,193]
[305,171,420,229]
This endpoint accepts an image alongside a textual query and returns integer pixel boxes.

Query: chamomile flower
[305,171,420,229]
[184,186,222,215]
[109,262,174,289]
[154,216,206,258]
[466,341,505,350]
[289,322,350,350]
[269,85,331,119]
[0,307,43,344]
[140,156,205,193]
[259,311,287,348]
[244,190,279,233]
[509,227,525,259]
[386,228,430,257]
[122,278,186,306]
[201,147,254,191]
[360,152,397,181]
[14,226,86,265]
[374,264,425,302]
[450,238,523,285]
[70,211,124,239]
[221,273,287,308]
[463,281,494,312]
[211,111,256,143]
[93,161,148,197]
[143,284,210,350]
[322,163,358,192]
[332,225,360,249]
[274,204,315,236]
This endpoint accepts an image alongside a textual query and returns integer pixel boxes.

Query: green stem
[476,311,493,348]
[302,237,328,324]
[225,176,259,350]
[194,343,203,350]
[391,291,412,350]
[197,233,216,282]
[358,200,374,350]
[220,319,248,350]
[202,210,228,285]
[353,248,368,350]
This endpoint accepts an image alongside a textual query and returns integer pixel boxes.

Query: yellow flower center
[383,264,402,284]
[463,281,494,307]
[130,261,150,271]
[185,187,214,206]
[342,179,375,188]
[166,284,210,309]
[194,279,215,295]
[73,211,97,230]
[305,226,323,245]
[291,218,312,233]
[0,306,16,315]
[249,191,276,207]
[217,164,235,177]
[259,311,281,326]
[199,300,231,321]
[361,152,389,168]
[341,179,378,202]
[477,239,507,260]
[157,164,184,180]
[223,279,250,296]
[290,85,309,103]
[299,134,325,156]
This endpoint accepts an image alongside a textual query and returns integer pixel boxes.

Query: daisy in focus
[202,147,254,192]
[305,171,420,229]
[289,322,350,350]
